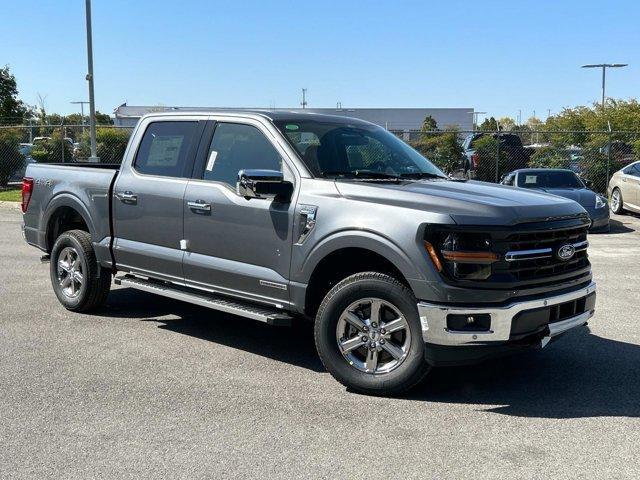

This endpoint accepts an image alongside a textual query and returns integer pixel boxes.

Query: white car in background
[609,161,640,214]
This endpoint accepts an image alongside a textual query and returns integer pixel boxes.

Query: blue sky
[3,0,639,120]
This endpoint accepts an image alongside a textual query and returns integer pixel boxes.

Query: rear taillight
[471,153,479,169]
[21,177,34,213]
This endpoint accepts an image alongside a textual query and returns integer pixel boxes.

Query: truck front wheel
[314,272,430,396]
[50,230,111,312]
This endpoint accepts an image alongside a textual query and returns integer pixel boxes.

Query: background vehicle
[21,111,596,396]
[462,132,531,178]
[608,161,640,215]
[501,168,610,232]
[600,141,636,168]
[7,143,36,184]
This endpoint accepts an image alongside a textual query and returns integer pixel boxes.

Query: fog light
[447,313,491,332]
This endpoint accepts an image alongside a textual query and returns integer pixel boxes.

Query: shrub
[412,131,465,174]
[0,128,25,186]
[29,131,74,163]
[75,127,131,163]
[529,146,570,169]
[472,135,508,182]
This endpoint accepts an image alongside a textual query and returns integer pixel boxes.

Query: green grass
[0,189,21,202]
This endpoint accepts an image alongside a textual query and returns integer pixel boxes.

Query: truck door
[112,118,205,282]
[182,119,297,307]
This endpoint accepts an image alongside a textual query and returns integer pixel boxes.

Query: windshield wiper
[321,170,403,181]
[399,172,448,180]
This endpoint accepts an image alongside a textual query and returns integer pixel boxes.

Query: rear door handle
[116,191,138,203]
[187,200,211,211]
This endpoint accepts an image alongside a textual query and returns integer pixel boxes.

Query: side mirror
[237,169,293,201]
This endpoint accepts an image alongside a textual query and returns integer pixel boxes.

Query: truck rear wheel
[50,230,111,312]
[314,272,430,396]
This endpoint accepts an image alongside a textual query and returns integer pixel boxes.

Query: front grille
[429,216,592,291]
[491,221,590,286]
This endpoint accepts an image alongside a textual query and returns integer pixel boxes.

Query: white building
[113,104,474,132]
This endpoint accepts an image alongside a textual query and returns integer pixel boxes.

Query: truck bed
[22,162,119,265]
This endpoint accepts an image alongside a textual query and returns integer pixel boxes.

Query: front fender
[298,229,428,285]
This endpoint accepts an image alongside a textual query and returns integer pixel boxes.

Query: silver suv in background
[609,161,640,215]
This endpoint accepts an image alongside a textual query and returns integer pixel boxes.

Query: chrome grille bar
[505,240,589,262]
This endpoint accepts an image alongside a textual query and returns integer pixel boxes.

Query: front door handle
[116,191,138,204]
[187,200,212,212]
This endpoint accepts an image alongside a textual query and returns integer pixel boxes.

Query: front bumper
[418,282,596,364]
[585,206,610,231]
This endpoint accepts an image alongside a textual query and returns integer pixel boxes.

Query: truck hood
[334,179,588,226]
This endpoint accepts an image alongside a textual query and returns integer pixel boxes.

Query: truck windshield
[274,120,446,179]
[517,170,585,189]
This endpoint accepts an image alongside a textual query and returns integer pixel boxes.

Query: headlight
[595,195,606,209]
[425,231,498,280]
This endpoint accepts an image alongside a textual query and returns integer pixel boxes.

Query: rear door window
[134,121,199,177]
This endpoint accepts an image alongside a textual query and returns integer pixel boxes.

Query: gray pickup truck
[21,111,596,395]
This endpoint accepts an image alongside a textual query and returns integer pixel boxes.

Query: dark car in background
[501,168,610,232]
[462,133,531,178]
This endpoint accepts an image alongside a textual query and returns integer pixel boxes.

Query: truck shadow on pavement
[407,327,640,418]
[101,287,324,373]
[103,289,639,418]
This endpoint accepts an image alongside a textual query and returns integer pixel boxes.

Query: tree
[498,117,516,131]
[0,66,28,125]
[478,117,499,131]
[0,128,24,185]
[421,115,438,132]
[412,130,465,174]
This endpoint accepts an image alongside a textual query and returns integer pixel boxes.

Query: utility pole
[517,109,522,126]
[70,100,89,131]
[301,88,308,109]
[85,0,99,161]
[547,108,551,119]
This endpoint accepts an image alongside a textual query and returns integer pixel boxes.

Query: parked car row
[496,160,640,233]
[500,168,610,232]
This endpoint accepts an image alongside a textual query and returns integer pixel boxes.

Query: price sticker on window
[206,150,218,171]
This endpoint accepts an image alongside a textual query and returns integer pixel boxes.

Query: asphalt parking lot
[1,203,639,479]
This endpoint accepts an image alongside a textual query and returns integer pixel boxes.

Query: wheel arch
[300,231,424,317]
[43,194,96,252]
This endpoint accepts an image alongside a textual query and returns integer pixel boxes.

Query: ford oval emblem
[557,244,575,261]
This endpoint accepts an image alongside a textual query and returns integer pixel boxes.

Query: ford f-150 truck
[21,111,596,395]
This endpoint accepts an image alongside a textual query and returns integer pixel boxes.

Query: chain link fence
[0,124,133,186]
[1,123,639,194]
[394,129,640,193]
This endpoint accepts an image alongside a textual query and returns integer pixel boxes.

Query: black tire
[610,188,625,215]
[50,229,111,312]
[314,272,431,396]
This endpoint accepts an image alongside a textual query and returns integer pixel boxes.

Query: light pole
[581,63,628,109]
[84,0,99,161]
[70,100,89,131]
[472,111,486,131]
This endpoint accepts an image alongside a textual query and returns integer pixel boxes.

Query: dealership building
[113,104,475,133]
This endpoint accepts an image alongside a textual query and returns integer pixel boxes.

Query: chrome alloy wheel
[611,189,621,212]
[56,247,84,298]
[336,298,411,374]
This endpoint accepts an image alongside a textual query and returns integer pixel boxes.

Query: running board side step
[114,275,293,326]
